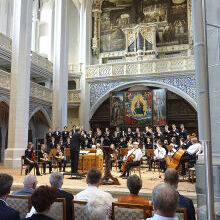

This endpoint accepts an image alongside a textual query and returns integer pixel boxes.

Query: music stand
[120,148,129,156]
[100,146,120,185]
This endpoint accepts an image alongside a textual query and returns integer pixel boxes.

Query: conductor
[70,127,81,174]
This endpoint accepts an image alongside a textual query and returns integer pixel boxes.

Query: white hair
[49,172,64,189]
[86,195,109,220]
[23,175,37,186]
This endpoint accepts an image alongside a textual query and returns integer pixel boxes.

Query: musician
[83,138,90,149]
[118,137,127,148]
[179,124,188,140]
[80,126,87,135]
[53,127,61,144]
[104,128,112,146]
[55,144,66,172]
[87,130,94,144]
[95,128,102,143]
[145,137,153,149]
[143,126,152,138]
[163,125,170,140]
[70,127,81,174]
[152,141,166,172]
[170,137,179,150]
[48,137,57,153]
[71,125,76,135]
[64,137,71,148]
[45,128,53,147]
[24,143,41,176]
[120,142,142,178]
[180,137,202,175]
[134,127,141,140]
[113,131,119,147]
[38,144,52,174]
[90,137,97,147]
[62,126,69,143]
[116,126,122,139]
[59,138,65,152]
[154,126,163,141]
[185,135,192,149]
[126,127,134,142]
[170,124,179,139]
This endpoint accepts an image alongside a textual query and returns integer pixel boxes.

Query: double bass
[165,147,185,170]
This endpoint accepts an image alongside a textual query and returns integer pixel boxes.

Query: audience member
[0,173,20,220]
[75,168,113,219]
[118,174,150,217]
[147,183,178,220]
[164,168,195,220]
[12,175,37,196]
[49,172,73,220]
[23,185,57,220]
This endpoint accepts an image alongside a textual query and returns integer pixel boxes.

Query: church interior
[0,0,219,220]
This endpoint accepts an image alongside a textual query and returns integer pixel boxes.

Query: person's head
[49,172,64,189]
[145,126,149,131]
[152,183,178,217]
[52,137,55,142]
[147,137,151,143]
[31,185,57,214]
[156,126,161,132]
[172,124,176,129]
[128,127,131,132]
[191,137,198,144]
[41,144,45,151]
[164,168,179,189]
[27,142,33,150]
[133,142,139,149]
[92,137,95,142]
[164,139,168,144]
[89,130,93,134]
[86,195,109,220]
[86,168,102,187]
[0,174,13,198]
[67,137,70,142]
[56,144,60,150]
[165,125,169,130]
[136,127,139,133]
[116,126,120,132]
[127,143,132,150]
[48,128,52,132]
[23,174,37,190]
[186,134,191,141]
[60,138,63,143]
[180,124,184,129]
[101,136,104,142]
[64,126,67,130]
[171,137,176,144]
[127,175,142,195]
[56,127,59,131]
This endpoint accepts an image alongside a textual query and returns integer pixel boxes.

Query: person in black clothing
[83,138,90,149]
[62,126,69,143]
[0,174,20,220]
[164,168,195,220]
[87,130,94,144]
[163,125,170,140]
[23,185,57,220]
[38,144,52,174]
[24,143,41,176]
[64,137,71,148]
[48,137,57,154]
[70,127,81,174]
[185,134,192,149]
[126,127,134,142]
[49,172,73,220]
[45,128,53,148]
[145,137,153,149]
[90,136,97,147]
[179,123,188,140]
[53,128,61,145]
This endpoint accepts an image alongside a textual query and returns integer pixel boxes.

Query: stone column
[52,0,69,130]
[4,0,33,168]
[79,0,92,130]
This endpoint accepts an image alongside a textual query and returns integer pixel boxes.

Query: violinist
[38,144,52,174]
[24,143,41,176]
[55,144,66,172]
[120,142,142,179]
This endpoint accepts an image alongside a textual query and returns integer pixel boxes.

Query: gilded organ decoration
[92,0,190,60]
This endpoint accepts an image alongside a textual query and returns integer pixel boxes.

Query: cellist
[120,142,142,179]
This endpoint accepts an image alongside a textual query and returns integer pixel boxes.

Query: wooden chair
[21,156,29,176]
[7,195,31,219]
[48,198,66,220]
[149,206,187,220]
[72,200,88,220]
[129,158,142,179]
[112,202,148,220]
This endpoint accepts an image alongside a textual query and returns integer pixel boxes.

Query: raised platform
[0,165,196,204]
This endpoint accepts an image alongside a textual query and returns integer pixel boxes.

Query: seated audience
[24,185,57,220]
[11,175,37,196]
[75,168,113,219]
[118,174,151,217]
[49,172,73,220]
[164,168,195,220]
[147,183,178,220]
[0,173,20,220]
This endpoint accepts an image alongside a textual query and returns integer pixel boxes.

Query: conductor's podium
[65,148,103,173]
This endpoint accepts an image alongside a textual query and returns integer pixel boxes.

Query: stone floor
[0,165,196,202]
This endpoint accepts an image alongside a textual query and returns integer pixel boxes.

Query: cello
[165,147,185,170]
[121,150,136,172]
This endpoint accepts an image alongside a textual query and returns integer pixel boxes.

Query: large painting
[125,91,152,126]
[100,0,188,53]
[110,92,124,126]
[152,89,166,126]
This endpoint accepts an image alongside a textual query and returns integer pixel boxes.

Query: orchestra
[23,123,202,177]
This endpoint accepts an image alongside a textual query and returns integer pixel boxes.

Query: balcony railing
[0,33,12,51]
[69,64,83,74]
[68,89,81,105]
[31,51,53,72]
[86,56,195,79]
